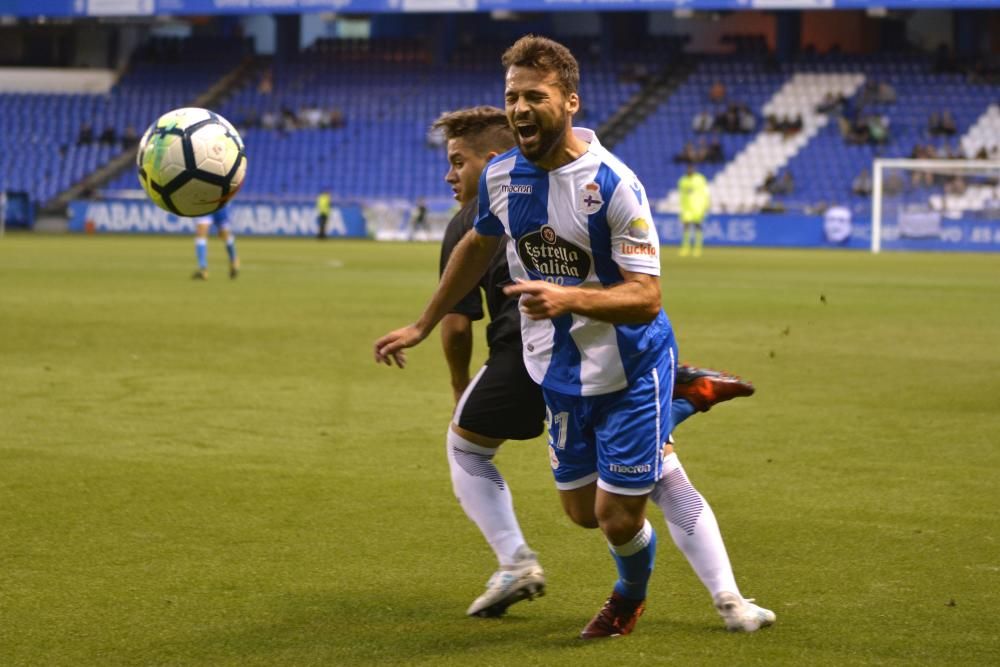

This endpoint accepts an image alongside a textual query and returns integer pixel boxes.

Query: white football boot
[714,591,776,632]
[466,546,546,618]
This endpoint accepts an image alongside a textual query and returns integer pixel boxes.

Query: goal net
[871,159,1000,253]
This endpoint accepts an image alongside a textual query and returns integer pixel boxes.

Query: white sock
[446,429,528,567]
[652,452,741,599]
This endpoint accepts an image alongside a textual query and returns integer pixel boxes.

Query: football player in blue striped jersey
[376,37,773,638]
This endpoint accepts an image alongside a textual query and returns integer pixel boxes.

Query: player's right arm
[374,229,500,367]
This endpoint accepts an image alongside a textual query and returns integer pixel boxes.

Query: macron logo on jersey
[500,184,533,194]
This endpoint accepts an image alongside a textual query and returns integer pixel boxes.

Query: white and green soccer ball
[136,107,247,217]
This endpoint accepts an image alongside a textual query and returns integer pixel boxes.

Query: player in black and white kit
[404,106,763,625]
[433,110,548,618]
[440,201,545,442]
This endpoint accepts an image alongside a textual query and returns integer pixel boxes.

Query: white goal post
[871,158,1000,253]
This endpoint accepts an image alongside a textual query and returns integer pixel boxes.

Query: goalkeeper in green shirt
[678,164,710,257]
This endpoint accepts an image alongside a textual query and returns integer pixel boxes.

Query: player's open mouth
[516,123,539,139]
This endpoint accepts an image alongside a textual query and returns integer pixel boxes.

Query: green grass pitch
[1,235,998,666]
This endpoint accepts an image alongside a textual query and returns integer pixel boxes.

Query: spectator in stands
[77,122,94,146]
[240,107,259,130]
[929,110,957,136]
[99,125,117,145]
[769,114,803,138]
[775,171,795,196]
[928,112,941,134]
[694,137,710,163]
[705,135,724,163]
[974,145,999,160]
[692,110,714,133]
[328,107,345,129]
[737,104,756,133]
[258,68,274,95]
[761,171,794,196]
[859,80,895,108]
[804,200,828,216]
[852,168,873,196]
[716,106,733,133]
[876,82,897,104]
[939,110,957,135]
[909,145,935,187]
[427,124,446,148]
[884,172,905,196]
[817,92,847,116]
[945,175,967,197]
[865,115,889,145]
[859,80,879,108]
[760,171,778,194]
[674,141,698,164]
[121,126,139,149]
[298,106,324,129]
[261,110,280,130]
[838,114,868,145]
[709,80,726,104]
[280,106,298,132]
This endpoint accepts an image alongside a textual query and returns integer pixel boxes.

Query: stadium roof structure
[3,0,997,19]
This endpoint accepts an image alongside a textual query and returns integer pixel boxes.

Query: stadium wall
[68,198,367,237]
[65,197,1000,252]
[653,213,1000,252]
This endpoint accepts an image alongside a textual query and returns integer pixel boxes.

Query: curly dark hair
[501,35,580,95]
[431,106,515,155]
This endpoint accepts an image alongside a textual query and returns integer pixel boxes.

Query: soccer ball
[136,107,247,217]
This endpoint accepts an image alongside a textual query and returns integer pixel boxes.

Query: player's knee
[560,501,599,529]
[595,502,646,544]
[598,515,646,545]
[566,509,599,529]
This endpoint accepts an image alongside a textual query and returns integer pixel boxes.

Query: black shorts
[454,344,546,441]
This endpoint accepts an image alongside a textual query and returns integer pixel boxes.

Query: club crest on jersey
[517,225,592,286]
[577,182,604,215]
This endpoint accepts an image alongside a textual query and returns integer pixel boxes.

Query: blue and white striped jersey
[475,127,674,397]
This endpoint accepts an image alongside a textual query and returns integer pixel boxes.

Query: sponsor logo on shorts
[609,463,652,474]
[501,184,533,194]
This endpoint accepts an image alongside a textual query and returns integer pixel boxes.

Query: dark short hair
[501,35,579,95]
[432,106,515,155]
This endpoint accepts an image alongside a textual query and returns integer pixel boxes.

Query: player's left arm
[504,269,659,324]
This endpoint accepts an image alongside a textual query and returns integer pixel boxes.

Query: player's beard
[515,109,569,164]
